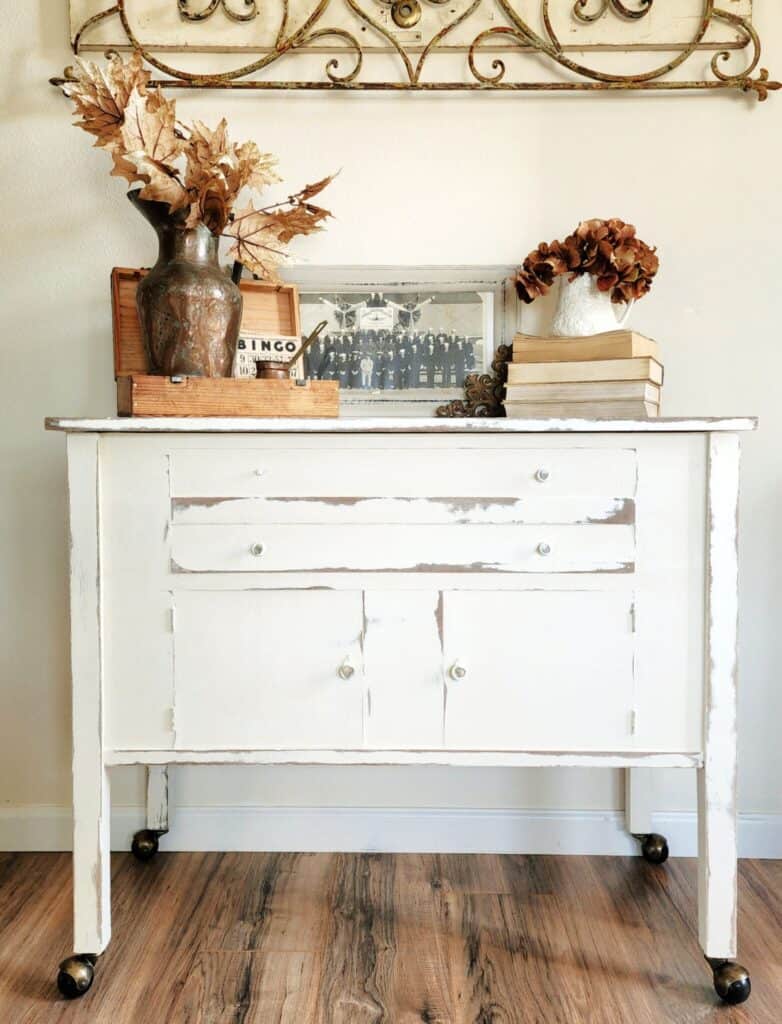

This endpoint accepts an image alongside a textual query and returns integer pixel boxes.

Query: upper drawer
[170,523,635,574]
[169,447,638,499]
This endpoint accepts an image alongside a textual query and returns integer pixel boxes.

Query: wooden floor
[0,852,779,1023]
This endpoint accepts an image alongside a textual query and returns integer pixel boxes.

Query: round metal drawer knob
[338,661,355,681]
[537,542,551,556]
[250,542,265,557]
[535,468,550,482]
[391,0,421,28]
[449,662,467,681]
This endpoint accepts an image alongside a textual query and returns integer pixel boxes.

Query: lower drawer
[170,523,635,574]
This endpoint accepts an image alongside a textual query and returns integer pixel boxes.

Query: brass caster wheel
[709,959,751,1005]
[131,828,160,861]
[636,832,669,865]
[57,954,96,999]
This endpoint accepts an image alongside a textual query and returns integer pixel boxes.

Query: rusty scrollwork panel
[59,1,779,99]
[178,0,259,23]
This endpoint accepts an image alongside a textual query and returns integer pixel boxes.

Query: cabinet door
[442,590,635,751]
[173,590,364,749]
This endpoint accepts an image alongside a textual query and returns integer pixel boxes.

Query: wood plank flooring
[0,852,779,1023]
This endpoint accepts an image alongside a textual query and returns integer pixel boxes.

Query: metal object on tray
[255,320,328,379]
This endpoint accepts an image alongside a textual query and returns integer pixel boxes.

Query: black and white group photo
[299,289,488,392]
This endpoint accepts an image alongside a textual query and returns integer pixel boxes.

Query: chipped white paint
[146,766,169,833]
[362,591,444,749]
[698,432,741,960]
[105,749,702,768]
[47,416,757,434]
[171,495,636,527]
[66,433,111,955]
[55,420,749,968]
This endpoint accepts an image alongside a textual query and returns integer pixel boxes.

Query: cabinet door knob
[449,661,467,681]
[249,542,265,557]
[537,541,551,556]
[535,467,550,483]
[338,659,356,681]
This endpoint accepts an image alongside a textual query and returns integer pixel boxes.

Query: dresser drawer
[170,523,635,574]
[169,447,637,500]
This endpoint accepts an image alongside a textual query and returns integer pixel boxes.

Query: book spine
[506,358,663,386]
[504,400,659,418]
[504,382,660,403]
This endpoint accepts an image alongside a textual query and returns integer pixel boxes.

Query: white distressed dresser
[47,416,756,1005]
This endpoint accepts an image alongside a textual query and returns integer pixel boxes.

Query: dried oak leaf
[264,203,331,245]
[295,174,337,203]
[116,87,188,209]
[184,120,279,202]
[223,205,289,280]
[62,51,150,150]
[236,140,280,192]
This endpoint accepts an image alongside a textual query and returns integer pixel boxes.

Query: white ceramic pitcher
[550,273,634,337]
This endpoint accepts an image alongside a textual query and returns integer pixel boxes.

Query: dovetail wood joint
[436,344,511,418]
[56,1,780,98]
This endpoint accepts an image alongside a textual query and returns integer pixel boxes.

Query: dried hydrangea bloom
[514,219,658,306]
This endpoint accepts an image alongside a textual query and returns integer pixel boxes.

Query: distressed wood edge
[66,433,111,954]
[45,416,759,434]
[146,766,169,833]
[698,430,741,959]
[106,749,702,768]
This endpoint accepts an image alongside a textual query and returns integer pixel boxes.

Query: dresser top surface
[46,416,757,435]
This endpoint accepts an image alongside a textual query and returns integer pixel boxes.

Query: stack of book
[504,330,662,418]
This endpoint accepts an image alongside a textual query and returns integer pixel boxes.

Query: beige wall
[1,4,781,823]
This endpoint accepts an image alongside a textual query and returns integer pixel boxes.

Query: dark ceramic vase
[129,190,242,377]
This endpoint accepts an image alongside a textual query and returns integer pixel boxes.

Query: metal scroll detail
[436,345,512,418]
[178,0,259,23]
[58,1,780,99]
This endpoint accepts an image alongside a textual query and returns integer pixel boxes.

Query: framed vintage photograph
[283,266,520,416]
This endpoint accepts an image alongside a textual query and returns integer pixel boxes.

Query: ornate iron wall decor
[178,0,259,23]
[57,1,780,98]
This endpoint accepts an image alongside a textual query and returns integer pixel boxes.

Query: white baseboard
[1,805,780,858]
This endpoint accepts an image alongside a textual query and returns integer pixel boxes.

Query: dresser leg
[625,767,669,864]
[132,766,169,861]
[698,432,748,1004]
[59,763,110,997]
[62,433,111,999]
[146,765,169,833]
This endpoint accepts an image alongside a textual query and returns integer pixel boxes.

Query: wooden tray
[110,268,337,417]
[117,375,338,418]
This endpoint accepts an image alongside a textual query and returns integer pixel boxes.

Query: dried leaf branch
[61,53,334,279]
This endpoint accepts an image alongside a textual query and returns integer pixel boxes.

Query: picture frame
[283,266,520,417]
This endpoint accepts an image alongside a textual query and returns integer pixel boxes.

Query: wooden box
[110,268,338,417]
